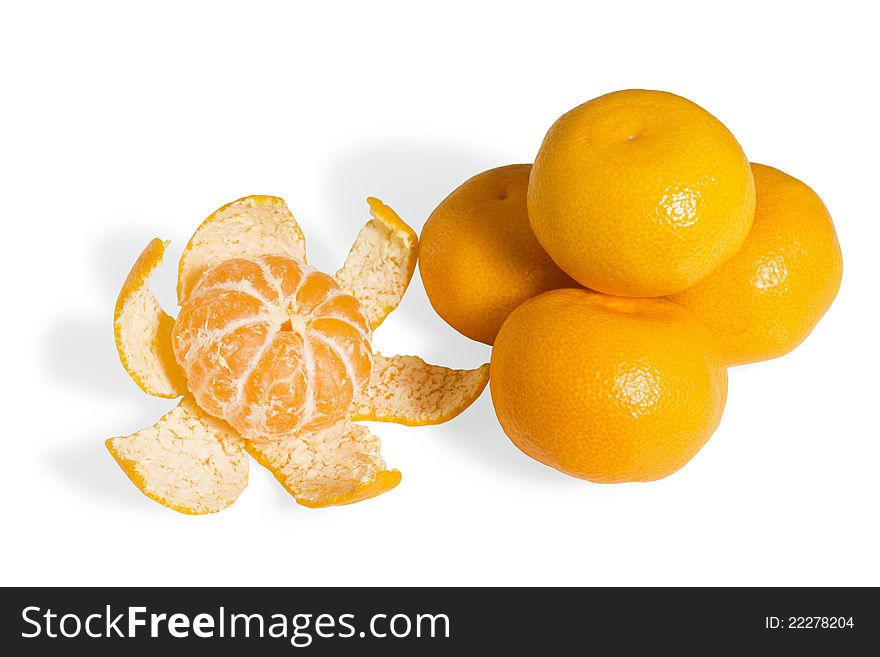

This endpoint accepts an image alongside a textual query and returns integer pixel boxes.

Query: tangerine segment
[351,353,490,426]
[177,195,307,305]
[172,256,372,441]
[244,420,400,507]
[335,198,418,329]
[114,238,187,398]
[105,396,248,515]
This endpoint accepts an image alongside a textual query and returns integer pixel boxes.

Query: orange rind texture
[106,397,248,514]
[335,197,418,329]
[352,353,490,426]
[245,420,400,507]
[177,195,307,304]
[114,238,187,398]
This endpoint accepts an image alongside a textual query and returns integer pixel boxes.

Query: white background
[2,1,877,587]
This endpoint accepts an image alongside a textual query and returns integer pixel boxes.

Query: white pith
[176,256,373,441]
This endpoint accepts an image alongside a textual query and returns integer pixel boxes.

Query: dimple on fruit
[669,163,843,365]
[490,289,728,483]
[420,163,578,344]
[528,89,756,297]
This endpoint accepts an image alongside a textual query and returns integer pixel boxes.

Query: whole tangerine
[420,164,578,344]
[528,89,755,297]
[490,289,728,483]
[669,163,843,365]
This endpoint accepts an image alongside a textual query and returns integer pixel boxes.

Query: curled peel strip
[352,353,490,426]
[106,396,248,515]
[245,420,401,508]
[177,195,307,305]
[335,198,419,329]
[114,238,187,398]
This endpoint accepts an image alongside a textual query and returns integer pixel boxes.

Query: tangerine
[172,256,372,440]
[490,289,727,483]
[669,163,843,365]
[420,164,578,344]
[528,89,755,297]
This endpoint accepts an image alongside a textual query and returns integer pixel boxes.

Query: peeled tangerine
[109,195,489,514]
[172,256,373,440]
[490,289,727,483]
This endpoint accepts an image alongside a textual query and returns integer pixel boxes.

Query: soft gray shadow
[42,228,169,401]
[44,435,152,511]
[438,393,579,486]
[42,227,179,509]
[321,140,497,229]
[319,139,498,267]
[321,140,500,364]
[92,227,167,300]
[44,317,134,400]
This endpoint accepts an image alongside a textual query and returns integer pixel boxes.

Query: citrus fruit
[111,195,488,512]
[528,89,756,297]
[490,289,728,483]
[420,164,578,344]
[669,163,843,365]
[172,255,373,441]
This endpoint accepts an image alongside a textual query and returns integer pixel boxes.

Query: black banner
[1,587,876,653]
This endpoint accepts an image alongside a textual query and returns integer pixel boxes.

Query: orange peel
[114,238,187,398]
[245,420,401,508]
[335,197,418,329]
[110,195,484,513]
[177,195,307,304]
[106,396,248,514]
[352,353,490,426]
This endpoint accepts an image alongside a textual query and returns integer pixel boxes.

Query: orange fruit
[669,163,843,365]
[111,196,491,513]
[490,289,727,483]
[528,89,756,297]
[172,256,373,441]
[420,164,578,344]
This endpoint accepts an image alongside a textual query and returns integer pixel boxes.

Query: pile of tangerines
[420,89,842,483]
